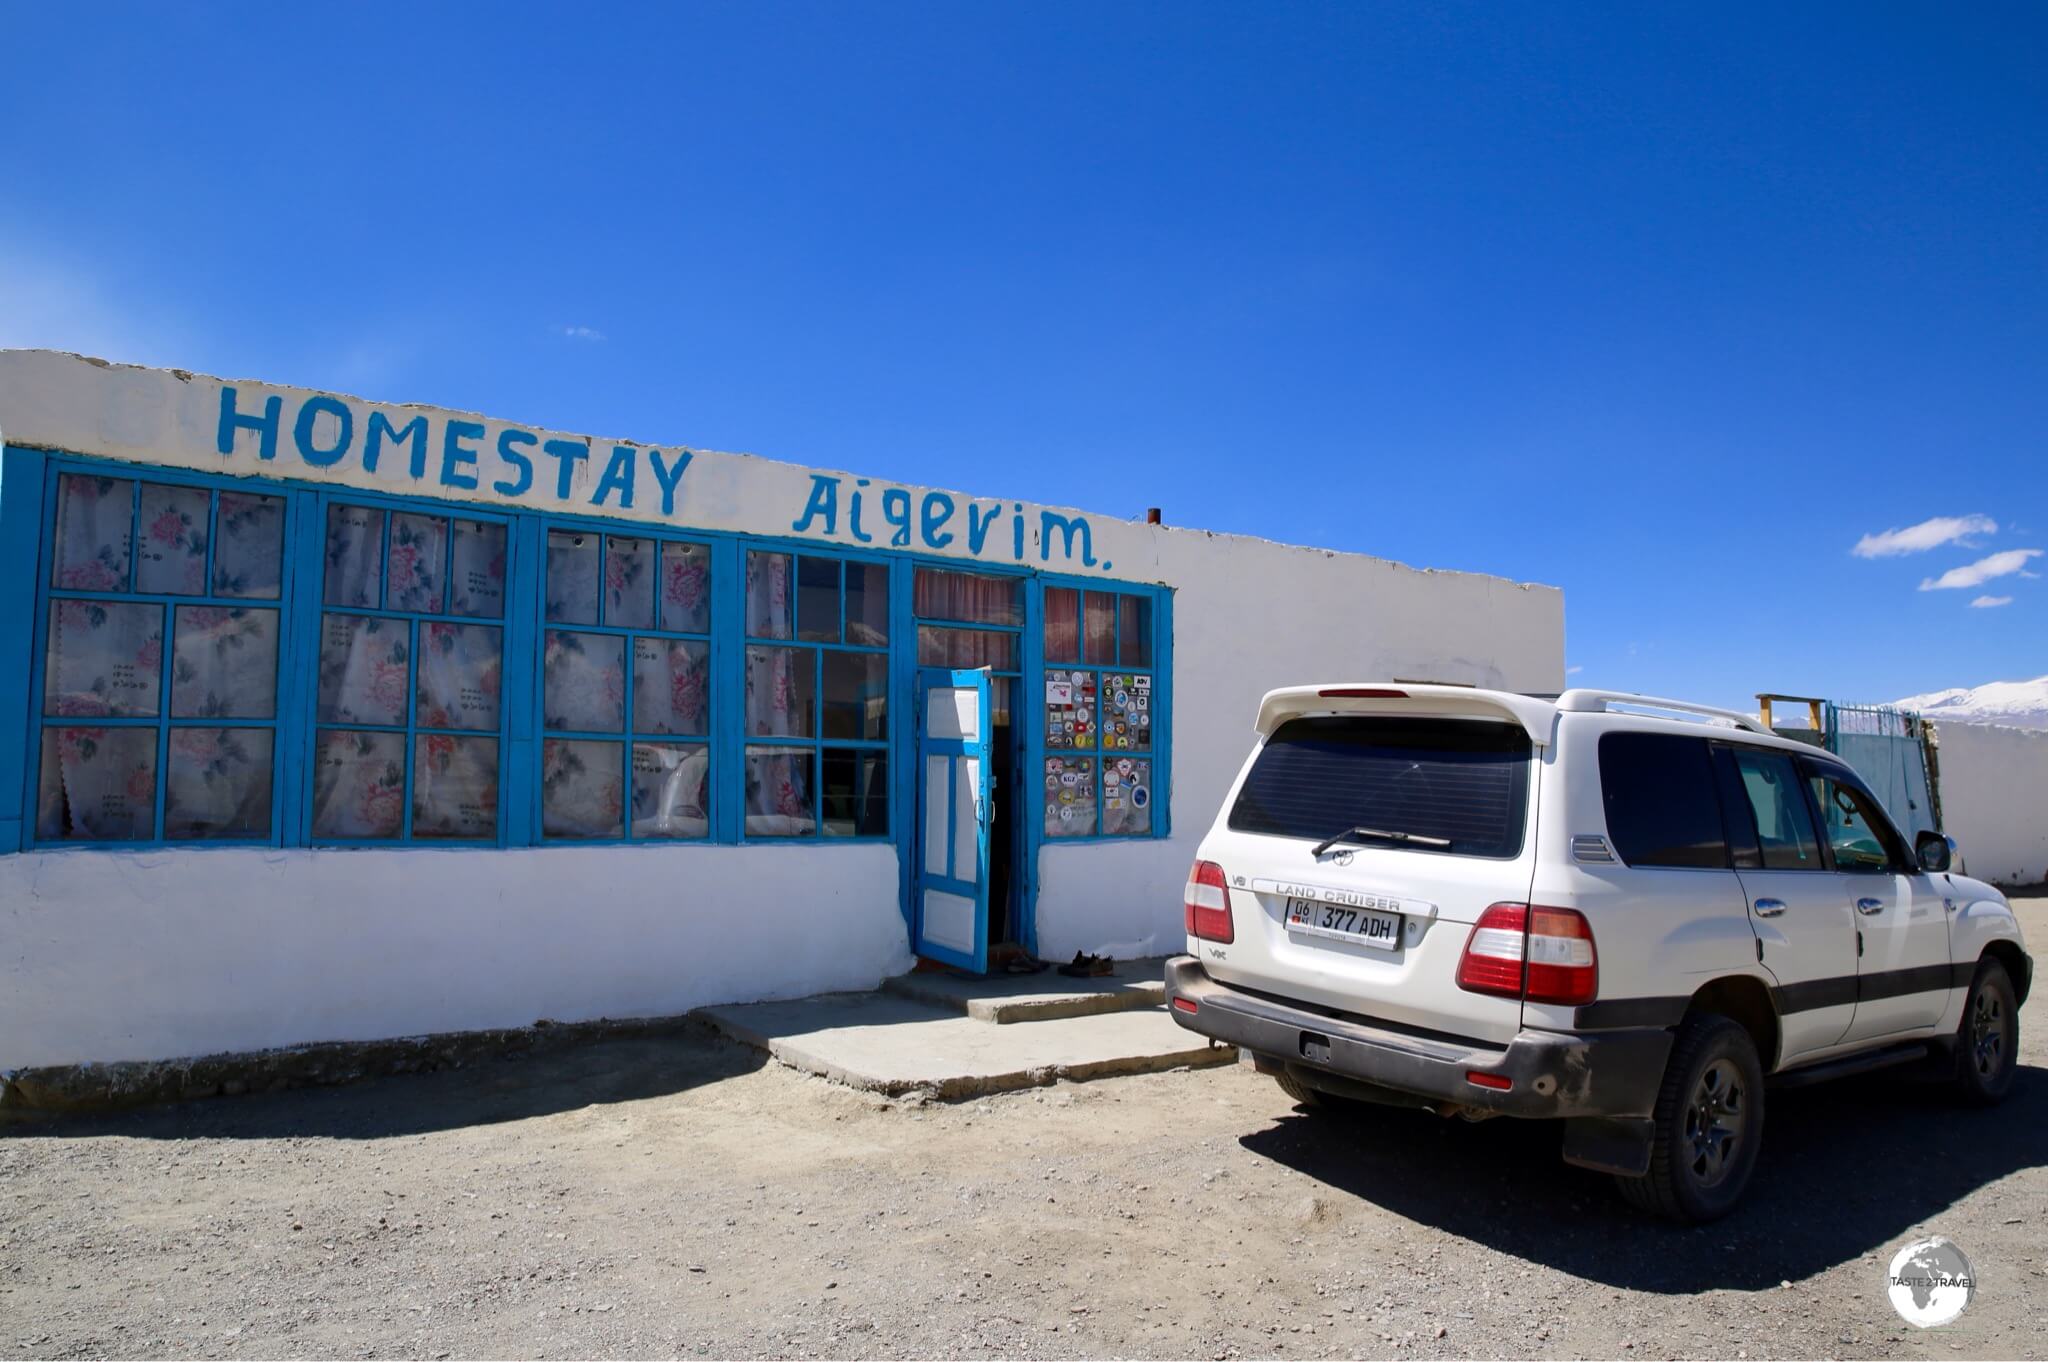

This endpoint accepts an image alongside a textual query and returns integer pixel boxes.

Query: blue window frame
[539,521,715,841]
[741,548,891,839]
[29,465,291,845]
[1038,584,1164,839]
[307,494,512,843]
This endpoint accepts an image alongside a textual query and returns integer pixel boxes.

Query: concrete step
[695,991,1235,1099]
[881,957,1169,1023]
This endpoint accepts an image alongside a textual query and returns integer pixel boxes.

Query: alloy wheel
[1684,1058,1745,1187]
[1971,987,2007,1079]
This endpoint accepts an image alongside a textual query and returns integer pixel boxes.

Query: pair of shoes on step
[1056,950,1116,978]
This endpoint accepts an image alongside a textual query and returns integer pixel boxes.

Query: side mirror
[1915,830,1952,874]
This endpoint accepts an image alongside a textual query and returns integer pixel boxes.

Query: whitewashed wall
[1935,722,2048,887]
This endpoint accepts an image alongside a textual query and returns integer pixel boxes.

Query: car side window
[1806,767,1907,874]
[1730,749,1823,871]
[1597,731,1728,868]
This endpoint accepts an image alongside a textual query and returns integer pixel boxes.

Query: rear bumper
[1164,955,1672,1122]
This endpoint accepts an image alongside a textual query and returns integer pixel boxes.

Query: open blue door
[913,667,993,973]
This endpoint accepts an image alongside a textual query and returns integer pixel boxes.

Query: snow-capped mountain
[1892,676,2048,730]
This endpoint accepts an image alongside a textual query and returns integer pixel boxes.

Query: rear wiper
[1310,825,1452,857]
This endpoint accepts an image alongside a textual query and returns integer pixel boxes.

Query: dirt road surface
[6,899,2045,1360]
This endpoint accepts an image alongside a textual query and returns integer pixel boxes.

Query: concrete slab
[695,991,1234,1099]
[881,958,1169,1023]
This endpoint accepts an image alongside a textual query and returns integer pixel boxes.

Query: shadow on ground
[1241,1063,2047,1292]
[2,1031,767,1143]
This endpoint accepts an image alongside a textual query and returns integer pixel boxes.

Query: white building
[0,350,1563,1076]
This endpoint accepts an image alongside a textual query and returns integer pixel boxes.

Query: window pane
[45,599,163,717]
[310,729,406,839]
[745,745,815,837]
[916,626,1017,671]
[450,519,507,618]
[846,562,889,644]
[1043,668,1097,751]
[746,646,814,737]
[135,483,210,595]
[745,551,793,639]
[214,492,285,600]
[1043,586,1079,663]
[1118,595,1153,668]
[632,637,710,735]
[913,568,1021,627]
[606,536,656,629]
[171,606,278,719]
[165,728,274,840]
[1598,733,1727,869]
[1083,592,1116,664]
[1733,750,1823,871]
[1808,772,1904,872]
[546,529,601,624]
[323,504,385,608]
[542,738,624,840]
[413,734,499,839]
[52,473,133,592]
[544,629,625,732]
[416,621,503,731]
[822,749,888,837]
[797,556,841,643]
[633,742,710,840]
[36,726,156,841]
[823,651,889,741]
[1099,671,1152,752]
[317,613,409,727]
[1104,756,1153,836]
[388,512,448,613]
[659,541,712,634]
[1044,755,1098,838]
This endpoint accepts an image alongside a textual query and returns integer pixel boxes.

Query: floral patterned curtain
[744,552,813,835]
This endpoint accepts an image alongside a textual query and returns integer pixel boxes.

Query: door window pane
[606,536,656,629]
[745,746,815,837]
[1807,771,1904,872]
[412,734,499,839]
[52,473,134,592]
[845,562,890,644]
[917,626,1017,671]
[1083,592,1116,664]
[1103,756,1153,836]
[913,568,1021,626]
[822,749,888,836]
[171,606,279,719]
[416,622,502,731]
[659,541,712,634]
[544,630,625,732]
[542,738,625,840]
[387,513,447,613]
[1043,586,1079,663]
[1598,733,1728,869]
[745,552,793,639]
[1044,755,1098,838]
[135,482,210,595]
[797,556,841,642]
[165,728,274,840]
[632,637,710,735]
[323,504,385,608]
[546,529,601,624]
[310,729,407,839]
[35,726,157,842]
[213,492,285,599]
[1733,750,1822,871]
[633,742,710,840]
[45,600,163,718]
[746,646,815,737]
[823,652,889,741]
[1118,595,1153,668]
[317,613,409,727]
[449,519,507,618]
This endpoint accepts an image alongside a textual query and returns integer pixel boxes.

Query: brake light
[1454,902,1598,1006]
[1184,861,1235,943]
[1317,687,1408,699]
[1172,996,1200,1015]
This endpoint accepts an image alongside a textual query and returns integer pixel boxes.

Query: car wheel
[1615,1014,1765,1223]
[1272,1068,1366,1115]
[1952,957,2019,1106]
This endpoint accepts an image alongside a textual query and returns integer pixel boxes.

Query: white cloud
[1969,595,2013,609]
[1920,549,2043,591]
[1852,514,1996,558]
[1565,665,1584,676]
[562,325,606,342]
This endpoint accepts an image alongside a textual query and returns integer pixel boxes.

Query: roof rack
[1556,689,1767,734]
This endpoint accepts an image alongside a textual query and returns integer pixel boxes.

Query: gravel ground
[5,899,2044,1361]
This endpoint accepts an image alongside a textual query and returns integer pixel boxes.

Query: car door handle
[1856,897,1884,915]
[1753,898,1786,917]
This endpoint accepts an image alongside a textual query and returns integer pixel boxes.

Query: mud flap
[1562,1116,1654,1176]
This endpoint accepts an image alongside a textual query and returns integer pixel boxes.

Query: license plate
[1285,896,1403,950]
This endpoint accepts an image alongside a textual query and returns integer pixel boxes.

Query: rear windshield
[1227,716,1532,858]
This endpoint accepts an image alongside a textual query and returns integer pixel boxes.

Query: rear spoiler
[1254,684,1558,746]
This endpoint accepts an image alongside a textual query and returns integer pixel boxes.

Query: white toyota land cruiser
[1165,684,2031,1222]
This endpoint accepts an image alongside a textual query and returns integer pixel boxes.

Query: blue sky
[4,3,2042,710]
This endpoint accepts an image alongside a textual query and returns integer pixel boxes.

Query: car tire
[1614,1014,1765,1223]
[1272,1068,1366,1114]
[1951,957,2019,1106]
